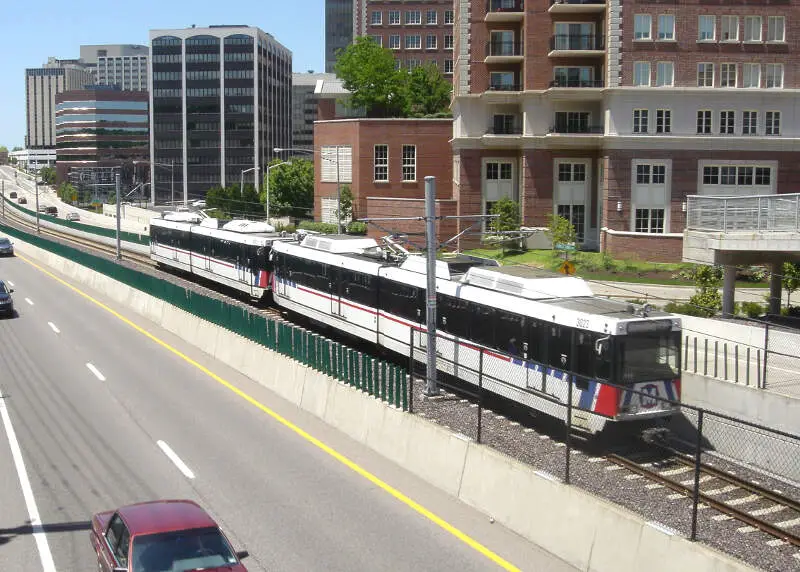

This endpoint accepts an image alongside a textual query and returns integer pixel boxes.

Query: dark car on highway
[0,237,13,257]
[91,499,248,572]
[0,280,14,318]
[9,191,16,199]
[18,197,26,204]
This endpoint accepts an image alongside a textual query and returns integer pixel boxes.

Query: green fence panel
[349,350,356,387]
[380,362,387,402]
[354,352,361,390]
[395,367,403,409]
[387,365,395,404]
[402,374,408,411]
[368,359,376,396]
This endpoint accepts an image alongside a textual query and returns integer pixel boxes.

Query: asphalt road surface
[0,254,576,572]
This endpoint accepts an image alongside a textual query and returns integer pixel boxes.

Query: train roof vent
[222,220,275,233]
[162,212,201,223]
[399,256,453,279]
[199,218,219,229]
[463,266,593,300]
[300,235,379,254]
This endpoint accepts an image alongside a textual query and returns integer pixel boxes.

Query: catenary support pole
[424,176,439,396]
[115,172,121,261]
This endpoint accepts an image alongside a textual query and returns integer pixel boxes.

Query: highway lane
[0,254,576,571]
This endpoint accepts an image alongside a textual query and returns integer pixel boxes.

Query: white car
[192,200,207,208]
[65,212,80,222]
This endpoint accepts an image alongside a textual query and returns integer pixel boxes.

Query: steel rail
[606,453,800,547]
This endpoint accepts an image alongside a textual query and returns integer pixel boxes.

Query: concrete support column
[722,265,736,318]
[769,262,783,315]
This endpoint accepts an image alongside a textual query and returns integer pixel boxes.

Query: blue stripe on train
[663,380,675,402]
[578,380,597,409]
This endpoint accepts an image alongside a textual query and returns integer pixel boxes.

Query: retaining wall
[13,238,756,572]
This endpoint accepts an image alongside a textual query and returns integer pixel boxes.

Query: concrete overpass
[683,193,800,316]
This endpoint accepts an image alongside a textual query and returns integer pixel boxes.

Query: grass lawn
[464,248,767,288]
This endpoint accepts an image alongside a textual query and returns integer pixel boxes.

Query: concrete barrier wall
[14,239,756,572]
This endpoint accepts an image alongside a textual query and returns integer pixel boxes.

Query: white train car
[271,235,682,434]
[150,215,282,298]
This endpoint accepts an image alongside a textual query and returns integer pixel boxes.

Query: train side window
[342,269,377,308]
[574,331,596,378]
[470,303,495,348]
[379,278,419,321]
[437,294,470,338]
[548,325,572,372]
[496,310,526,357]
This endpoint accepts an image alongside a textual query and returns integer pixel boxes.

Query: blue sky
[0,0,326,148]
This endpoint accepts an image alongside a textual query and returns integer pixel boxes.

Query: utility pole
[1,180,4,219]
[35,180,40,233]
[336,146,342,234]
[424,176,439,396]
[170,159,175,207]
[115,172,121,261]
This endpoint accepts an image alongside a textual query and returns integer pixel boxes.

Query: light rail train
[149,216,681,433]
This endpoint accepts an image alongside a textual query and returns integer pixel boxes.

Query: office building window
[389,35,400,50]
[656,109,671,133]
[720,63,737,87]
[699,15,716,41]
[765,64,783,88]
[633,109,649,133]
[635,209,665,233]
[374,145,388,181]
[444,59,453,74]
[402,145,416,181]
[766,111,781,135]
[743,63,760,88]
[697,63,714,87]
[444,10,454,24]
[633,61,650,86]
[405,35,421,49]
[720,111,735,134]
[426,9,437,25]
[444,35,454,50]
[742,111,758,135]
[721,15,739,41]
[371,11,382,26]
[697,110,712,134]
[405,10,421,25]
[655,62,673,86]
[744,16,762,42]
[658,15,675,40]
[767,16,785,42]
[426,34,437,50]
[634,14,652,40]
[389,10,400,25]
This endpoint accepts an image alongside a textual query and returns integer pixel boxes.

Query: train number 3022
[576,318,590,329]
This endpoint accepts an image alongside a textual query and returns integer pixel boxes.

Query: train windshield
[617,332,680,384]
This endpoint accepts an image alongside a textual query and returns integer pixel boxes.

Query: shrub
[274,223,296,233]
[298,221,339,234]
[739,301,765,318]
[346,221,368,235]
[664,301,707,317]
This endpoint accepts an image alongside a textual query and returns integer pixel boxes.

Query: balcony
[488,115,523,135]
[549,78,604,88]
[548,35,605,57]
[488,82,522,92]
[485,41,524,64]
[485,0,525,22]
[549,124,604,134]
[548,0,606,13]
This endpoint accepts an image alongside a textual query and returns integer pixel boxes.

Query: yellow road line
[19,253,521,572]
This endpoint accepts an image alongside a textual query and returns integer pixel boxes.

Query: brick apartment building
[313,117,456,243]
[452,0,800,261]
[353,0,456,78]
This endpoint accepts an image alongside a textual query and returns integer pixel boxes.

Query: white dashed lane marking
[85,363,106,382]
[156,440,195,479]
[47,322,60,334]
[25,298,33,306]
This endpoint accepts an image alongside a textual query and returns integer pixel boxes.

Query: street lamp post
[265,161,291,224]
[139,160,177,207]
[274,146,343,234]
[240,167,259,207]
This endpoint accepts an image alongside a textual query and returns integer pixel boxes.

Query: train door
[203,235,212,271]
[329,266,342,317]
[237,244,248,283]
[170,229,179,262]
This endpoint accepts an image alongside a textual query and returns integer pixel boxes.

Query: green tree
[38,166,56,184]
[264,158,314,218]
[489,198,521,234]
[688,265,723,317]
[0,145,7,153]
[11,146,22,152]
[335,36,407,118]
[545,213,577,249]
[782,262,800,307]
[57,181,77,203]
[405,63,452,116]
[337,184,354,223]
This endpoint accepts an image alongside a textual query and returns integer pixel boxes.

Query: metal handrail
[550,34,605,51]
[486,0,524,12]
[686,194,800,232]
[485,41,523,56]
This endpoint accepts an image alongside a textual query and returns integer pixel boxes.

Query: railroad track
[1,205,154,266]
[607,450,800,547]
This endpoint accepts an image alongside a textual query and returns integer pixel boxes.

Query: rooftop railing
[686,194,800,232]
